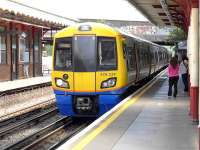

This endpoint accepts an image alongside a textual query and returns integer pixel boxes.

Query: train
[52,22,169,117]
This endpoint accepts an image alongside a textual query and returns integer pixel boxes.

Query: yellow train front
[52,22,168,117]
[52,22,128,117]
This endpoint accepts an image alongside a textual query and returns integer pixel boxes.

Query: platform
[0,76,54,121]
[0,76,51,93]
[58,71,198,150]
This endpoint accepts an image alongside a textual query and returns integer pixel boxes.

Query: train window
[139,43,145,67]
[122,43,127,59]
[150,46,155,65]
[139,43,149,68]
[97,37,117,70]
[127,47,135,71]
[74,36,96,72]
[54,37,72,71]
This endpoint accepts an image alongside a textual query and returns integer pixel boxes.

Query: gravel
[0,113,63,149]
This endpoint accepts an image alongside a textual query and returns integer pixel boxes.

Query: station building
[0,0,77,82]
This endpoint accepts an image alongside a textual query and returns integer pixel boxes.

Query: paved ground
[0,76,51,92]
[82,75,198,150]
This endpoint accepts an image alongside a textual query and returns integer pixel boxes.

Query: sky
[16,0,147,21]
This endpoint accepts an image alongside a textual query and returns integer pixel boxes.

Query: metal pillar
[198,4,200,150]
[190,7,199,122]
[187,26,192,116]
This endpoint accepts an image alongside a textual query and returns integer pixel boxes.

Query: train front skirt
[54,87,128,117]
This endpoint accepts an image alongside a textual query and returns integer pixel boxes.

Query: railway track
[4,117,68,150]
[22,119,90,150]
[0,98,55,122]
[0,104,62,149]
[5,117,90,150]
[0,107,58,138]
[0,99,92,150]
[0,81,51,96]
[48,124,85,150]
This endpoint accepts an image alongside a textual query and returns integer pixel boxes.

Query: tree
[167,27,187,42]
[43,44,52,56]
[167,27,187,54]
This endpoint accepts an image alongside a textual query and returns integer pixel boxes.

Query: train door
[131,42,137,82]
[135,42,140,82]
[138,42,145,80]
[147,45,152,76]
[126,38,137,83]
[149,45,154,75]
[152,46,156,73]
[73,35,96,92]
[158,50,162,69]
[138,43,149,80]
[123,40,129,72]
[156,48,159,71]
[143,44,150,78]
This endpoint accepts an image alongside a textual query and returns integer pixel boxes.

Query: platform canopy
[0,0,79,29]
[127,0,198,31]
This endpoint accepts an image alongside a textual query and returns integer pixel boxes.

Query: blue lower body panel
[55,87,127,117]
[56,95,75,116]
[98,95,121,115]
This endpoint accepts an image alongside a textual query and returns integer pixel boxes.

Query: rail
[4,117,71,150]
[0,98,55,121]
[0,81,51,97]
[0,107,58,138]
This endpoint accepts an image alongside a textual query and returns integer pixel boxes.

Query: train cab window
[97,37,117,70]
[74,36,96,72]
[54,37,72,71]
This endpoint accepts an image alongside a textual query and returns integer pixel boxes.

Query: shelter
[0,0,77,81]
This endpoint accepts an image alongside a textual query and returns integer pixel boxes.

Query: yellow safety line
[72,71,166,150]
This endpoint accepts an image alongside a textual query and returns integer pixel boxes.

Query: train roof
[117,29,165,49]
[55,22,120,37]
[55,22,167,51]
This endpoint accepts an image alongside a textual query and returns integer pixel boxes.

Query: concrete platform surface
[58,73,198,150]
[0,76,51,92]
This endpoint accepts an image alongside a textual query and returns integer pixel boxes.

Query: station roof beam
[127,0,198,31]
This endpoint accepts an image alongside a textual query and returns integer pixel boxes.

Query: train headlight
[55,78,70,88]
[101,77,117,88]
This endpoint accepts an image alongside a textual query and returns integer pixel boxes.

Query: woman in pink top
[168,57,179,97]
